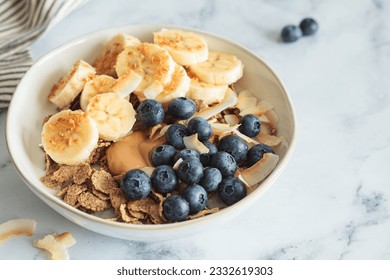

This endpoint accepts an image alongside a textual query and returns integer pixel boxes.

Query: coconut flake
[235,96,258,112]
[34,232,76,260]
[239,100,273,116]
[183,134,209,154]
[141,166,155,177]
[172,158,183,170]
[240,153,279,187]
[256,133,282,147]
[0,219,37,243]
[194,88,238,120]
[224,114,240,126]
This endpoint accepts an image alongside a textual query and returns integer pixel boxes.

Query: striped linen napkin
[0,0,87,110]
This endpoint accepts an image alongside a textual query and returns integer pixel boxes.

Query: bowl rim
[6,23,297,233]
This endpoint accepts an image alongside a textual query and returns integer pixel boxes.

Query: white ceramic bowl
[6,24,296,241]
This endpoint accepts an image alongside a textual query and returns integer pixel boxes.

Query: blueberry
[281,25,302,43]
[199,167,222,192]
[217,135,248,163]
[199,141,218,166]
[166,123,189,149]
[187,117,212,141]
[163,195,190,222]
[177,158,204,184]
[120,169,151,200]
[246,143,275,167]
[209,151,237,177]
[151,165,178,194]
[238,114,261,137]
[167,97,196,120]
[182,184,208,214]
[136,99,165,126]
[151,144,176,166]
[299,18,318,36]
[218,176,247,206]
[173,149,199,163]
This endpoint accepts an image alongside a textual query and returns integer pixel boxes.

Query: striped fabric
[0,0,87,110]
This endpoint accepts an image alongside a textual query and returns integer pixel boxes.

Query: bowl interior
[6,24,296,240]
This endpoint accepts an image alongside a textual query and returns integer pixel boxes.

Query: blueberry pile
[120,97,275,223]
[281,17,318,43]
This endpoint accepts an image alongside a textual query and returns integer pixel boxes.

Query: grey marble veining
[1,0,390,259]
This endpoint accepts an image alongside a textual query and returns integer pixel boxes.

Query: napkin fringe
[0,0,88,111]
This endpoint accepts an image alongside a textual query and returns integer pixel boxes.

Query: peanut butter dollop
[106,131,165,175]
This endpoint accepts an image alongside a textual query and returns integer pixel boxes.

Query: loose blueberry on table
[299,18,318,36]
[280,25,302,43]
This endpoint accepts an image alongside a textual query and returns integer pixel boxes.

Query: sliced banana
[93,33,141,77]
[155,64,190,105]
[41,109,99,165]
[80,75,116,111]
[111,69,143,98]
[189,51,243,85]
[115,43,176,95]
[187,77,227,105]
[86,92,136,141]
[48,60,96,109]
[154,28,208,66]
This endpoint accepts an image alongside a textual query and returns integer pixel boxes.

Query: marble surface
[1,0,390,259]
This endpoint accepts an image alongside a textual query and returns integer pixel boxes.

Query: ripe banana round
[187,78,227,105]
[155,64,190,105]
[80,75,117,111]
[48,60,96,109]
[154,29,208,66]
[111,69,142,98]
[86,92,136,141]
[41,109,99,165]
[115,43,176,95]
[93,33,141,77]
[188,51,243,85]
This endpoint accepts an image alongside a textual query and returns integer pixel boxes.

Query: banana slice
[154,64,190,105]
[115,43,176,95]
[189,51,243,85]
[41,109,99,165]
[111,69,143,98]
[80,75,116,111]
[154,28,208,66]
[86,92,136,141]
[93,33,141,77]
[48,60,96,109]
[187,77,227,105]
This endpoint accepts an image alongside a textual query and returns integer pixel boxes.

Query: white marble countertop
[1,0,390,260]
